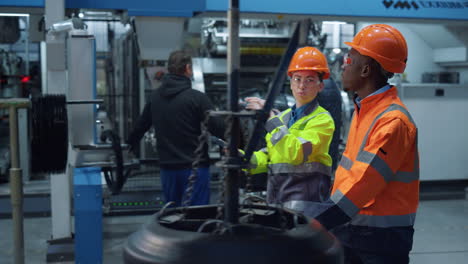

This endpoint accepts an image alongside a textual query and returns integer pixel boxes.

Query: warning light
[21,76,31,83]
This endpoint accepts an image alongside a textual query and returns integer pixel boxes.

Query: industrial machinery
[0,15,35,183]
[14,17,140,263]
[195,17,323,110]
[0,6,354,264]
[2,1,467,263]
[123,1,343,260]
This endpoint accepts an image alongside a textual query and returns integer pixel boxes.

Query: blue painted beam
[206,0,468,21]
[0,0,206,17]
[65,0,206,17]
[1,0,468,21]
[0,0,44,8]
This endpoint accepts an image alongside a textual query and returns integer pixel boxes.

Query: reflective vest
[332,86,419,228]
[249,100,335,206]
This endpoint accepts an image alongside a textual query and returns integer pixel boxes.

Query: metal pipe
[225,0,240,224]
[0,99,30,264]
[0,98,30,108]
[9,106,24,264]
[66,99,103,104]
[9,106,19,169]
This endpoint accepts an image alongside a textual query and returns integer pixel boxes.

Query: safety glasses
[343,53,352,66]
[290,76,320,87]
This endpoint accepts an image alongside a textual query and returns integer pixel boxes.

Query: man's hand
[244,97,265,110]
[244,97,280,118]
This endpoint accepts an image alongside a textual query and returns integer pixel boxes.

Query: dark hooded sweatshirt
[127,74,224,169]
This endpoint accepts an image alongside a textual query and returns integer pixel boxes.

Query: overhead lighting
[323,21,346,25]
[83,11,113,16]
[332,48,342,54]
[0,13,29,17]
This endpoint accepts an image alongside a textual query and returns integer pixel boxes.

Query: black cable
[101,129,126,195]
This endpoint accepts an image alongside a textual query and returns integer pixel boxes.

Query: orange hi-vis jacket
[331,86,419,228]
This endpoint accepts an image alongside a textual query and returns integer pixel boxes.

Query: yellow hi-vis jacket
[248,100,335,209]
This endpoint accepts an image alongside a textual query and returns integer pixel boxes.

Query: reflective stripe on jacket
[249,100,335,206]
[332,86,419,228]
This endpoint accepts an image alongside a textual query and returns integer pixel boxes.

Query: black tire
[123,204,343,264]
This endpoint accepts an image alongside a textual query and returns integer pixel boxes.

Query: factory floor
[0,198,467,264]
[0,179,468,264]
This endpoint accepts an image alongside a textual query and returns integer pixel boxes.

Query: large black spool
[30,95,131,194]
[123,204,343,264]
[31,94,68,174]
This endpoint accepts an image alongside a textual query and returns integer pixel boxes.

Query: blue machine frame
[2,0,468,20]
[74,167,103,264]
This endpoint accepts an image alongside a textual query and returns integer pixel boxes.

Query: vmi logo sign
[383,1,468,10]
[383,1,419,9]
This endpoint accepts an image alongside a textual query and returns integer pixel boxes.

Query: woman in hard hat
[313,24,419,264]
[245,46,335,214]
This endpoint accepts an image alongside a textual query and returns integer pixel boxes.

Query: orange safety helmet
[287,47,330,79]
[345,24,408,73]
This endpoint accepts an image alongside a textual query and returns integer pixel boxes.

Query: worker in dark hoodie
[127,50,224,207]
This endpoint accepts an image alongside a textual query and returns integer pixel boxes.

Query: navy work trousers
[160,166,210,207]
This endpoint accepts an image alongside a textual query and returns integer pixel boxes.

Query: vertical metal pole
[40,41,47,93]
[25,15,30,76]
[9,106,24,264]
[18,108,30,182]
[45,0,72,241]
[138,68,146,158]
[225,0,240,224]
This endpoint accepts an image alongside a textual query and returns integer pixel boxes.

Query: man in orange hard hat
[312,24,420,263]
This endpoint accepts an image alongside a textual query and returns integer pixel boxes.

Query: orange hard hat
[287,47,330,79]
[345,24,408,73]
